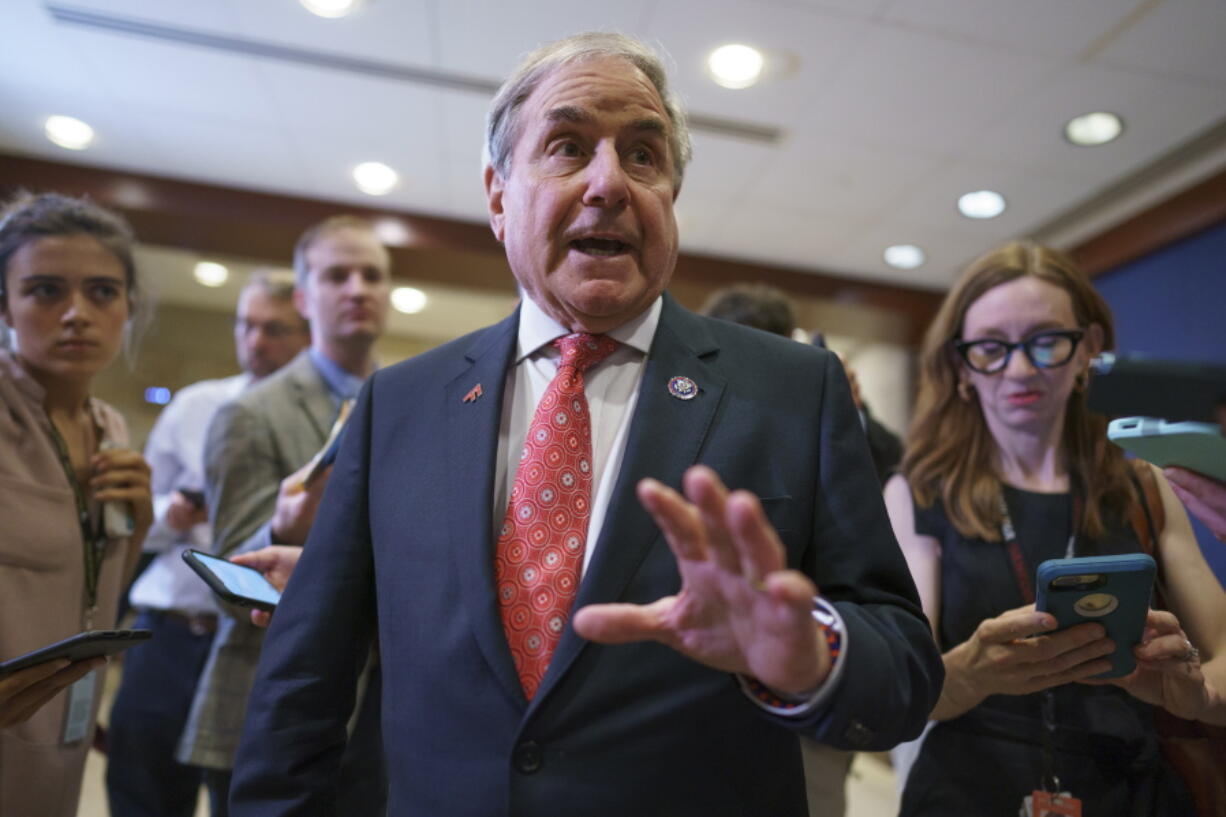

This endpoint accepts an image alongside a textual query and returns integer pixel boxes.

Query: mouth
[1007,390,1042,406]
[569,236,634,257]
[57,339,98,349]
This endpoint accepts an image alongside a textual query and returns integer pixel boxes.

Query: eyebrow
[544,107,668,138]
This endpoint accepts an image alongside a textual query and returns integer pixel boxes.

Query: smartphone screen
[185,550,282,609]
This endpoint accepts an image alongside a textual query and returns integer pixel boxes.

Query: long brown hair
[904,241,1136,542]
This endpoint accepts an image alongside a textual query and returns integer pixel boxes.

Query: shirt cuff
[737,596,847,718]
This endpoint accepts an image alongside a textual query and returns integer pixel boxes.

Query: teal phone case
[1035,553,1155,679]
[1107,417,1226,482]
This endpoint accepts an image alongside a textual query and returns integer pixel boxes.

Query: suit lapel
[287,353,337,447]
[445,311,525,706]
[533,296,726,706]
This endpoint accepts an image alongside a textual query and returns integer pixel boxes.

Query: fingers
[230,548,278,571]
[250,609,273,628]
[572,598,675,646]
[637,478,706,562]
[727,491,787,584]
[975,607,1055,645]
[0,658,102,727]
[683,467,741,575]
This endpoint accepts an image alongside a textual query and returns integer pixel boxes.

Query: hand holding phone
[182,549,282,612]
[0,630,152,680]
[1035,554,1155,679]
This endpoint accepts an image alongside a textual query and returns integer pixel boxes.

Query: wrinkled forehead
[521,56,671,137]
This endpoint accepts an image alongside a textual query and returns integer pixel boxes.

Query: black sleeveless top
[899,487,1194,817]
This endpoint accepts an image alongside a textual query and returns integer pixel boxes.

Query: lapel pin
[462,383,484,403]
[667,375,698,400]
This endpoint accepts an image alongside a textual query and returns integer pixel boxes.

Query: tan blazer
[0,350,138,817]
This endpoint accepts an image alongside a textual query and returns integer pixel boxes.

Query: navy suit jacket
[230,295,942,816]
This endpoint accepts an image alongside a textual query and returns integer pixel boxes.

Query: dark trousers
[107,609,216,817]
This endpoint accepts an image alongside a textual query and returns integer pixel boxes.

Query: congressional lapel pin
[667,375,698,401]
[462,383,484,403]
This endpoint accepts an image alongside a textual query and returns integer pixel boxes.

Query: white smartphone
[1107,416,1226,482]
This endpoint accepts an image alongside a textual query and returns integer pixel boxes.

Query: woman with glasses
[885,241,1226,816]
[0,192,153,817]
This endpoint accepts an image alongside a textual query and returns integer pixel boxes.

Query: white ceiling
[3,0,1225,290]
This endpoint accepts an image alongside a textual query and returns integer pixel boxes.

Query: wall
[1093,220,1226,583]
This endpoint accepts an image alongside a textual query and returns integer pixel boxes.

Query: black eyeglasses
[954,329,1085,374]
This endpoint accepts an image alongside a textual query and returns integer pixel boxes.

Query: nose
[1003,344,1038,378]
[61,286,93,326]
[581,142,629,208]
[342,269,374,298]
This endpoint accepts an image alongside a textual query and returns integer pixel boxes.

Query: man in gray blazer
[178,215,392,816]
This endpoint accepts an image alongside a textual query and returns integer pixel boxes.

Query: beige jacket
[0,350,139,817]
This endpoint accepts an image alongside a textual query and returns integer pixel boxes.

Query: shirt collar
[516,295,662,363]
[307,347,366,402]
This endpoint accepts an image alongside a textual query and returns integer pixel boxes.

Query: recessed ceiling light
[300,0,361,18]
[353,162,398,196]
[391,286,427,314]
[884,244,925,270]
[957,190,1007,219]
[193,261,229,288]
[373,217,413,247]
[44,115,95,150]
[707,44,765,89]
[1064,111,1123,146]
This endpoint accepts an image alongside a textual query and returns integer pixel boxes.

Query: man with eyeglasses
[107,270,308,817]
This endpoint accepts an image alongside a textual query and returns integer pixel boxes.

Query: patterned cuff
[738,596,847,717]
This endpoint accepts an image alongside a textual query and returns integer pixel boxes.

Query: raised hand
[572,465,830,695]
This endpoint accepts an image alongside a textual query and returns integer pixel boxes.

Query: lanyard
[44,412,108,629]
[998,488,1082,796]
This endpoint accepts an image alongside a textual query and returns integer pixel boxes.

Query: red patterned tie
[495,332,619,699]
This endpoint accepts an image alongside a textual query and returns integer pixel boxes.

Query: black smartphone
[182,548,281,612]
[179,488,206,508]
[1088,354,1226,423]
[0,629,152,679]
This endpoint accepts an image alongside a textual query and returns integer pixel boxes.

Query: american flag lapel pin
[462,383,484,403]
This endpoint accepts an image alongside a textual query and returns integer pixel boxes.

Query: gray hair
[485,32,693,187]
[244,267,297,302]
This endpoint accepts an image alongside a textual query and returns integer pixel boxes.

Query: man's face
[485,56,680,333]
[234,287,309,379]
[294,226,391,347]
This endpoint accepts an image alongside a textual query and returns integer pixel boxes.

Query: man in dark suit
[230,32,942,817]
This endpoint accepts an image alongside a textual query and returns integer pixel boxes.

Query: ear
[484,164,506,243]
[292,286,311,323]
[1085,322,1105,357]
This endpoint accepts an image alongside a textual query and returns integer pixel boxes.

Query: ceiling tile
[1096,0,1226,88]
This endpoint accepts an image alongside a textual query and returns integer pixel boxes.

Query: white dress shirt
[495,296,846,713]
[129,373,250,615]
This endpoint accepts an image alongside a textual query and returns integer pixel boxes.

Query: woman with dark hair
[885,240,1225,816]
[0,192,153,817]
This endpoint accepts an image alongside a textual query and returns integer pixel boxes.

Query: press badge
[61,670,97,744]
[1020,790,1082,817]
